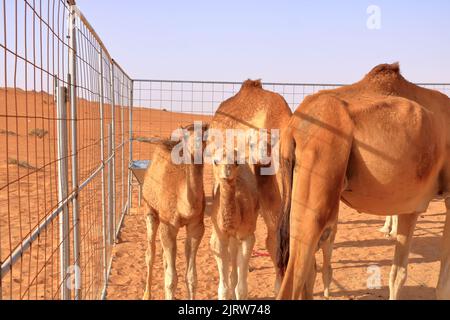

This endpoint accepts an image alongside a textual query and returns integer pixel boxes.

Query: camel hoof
[388,232,397,239]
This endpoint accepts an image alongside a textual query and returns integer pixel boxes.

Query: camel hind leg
[277,150,347,300]
[303,259,317,300]
[321,224,337,298]
[437,197,450,299]
[264,221,282,296]
[143,207,159,300]
[185,219,205,300]
[276,95,353,300]
[303,223,337,300]
[389,213,419,300]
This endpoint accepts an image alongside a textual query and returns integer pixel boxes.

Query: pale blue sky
[70,1,450,83]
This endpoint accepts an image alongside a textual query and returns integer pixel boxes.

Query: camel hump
[357,62,407,94]
[365,62,401,80]
[241,79,263,90]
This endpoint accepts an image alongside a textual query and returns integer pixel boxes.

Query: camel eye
[213,159,219,166]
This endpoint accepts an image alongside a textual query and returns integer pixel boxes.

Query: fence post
[68,3,81,300]
[98,49,108,285]
[128,81,133,209]
[56,84,71,300]
[110,64,116,242]
[121,73,125,223]
[107,123,115,245]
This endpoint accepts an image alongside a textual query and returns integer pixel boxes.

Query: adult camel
[209,79,292,295]
[277,63,450,300]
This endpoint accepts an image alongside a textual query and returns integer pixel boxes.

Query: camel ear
[213,183,220,197]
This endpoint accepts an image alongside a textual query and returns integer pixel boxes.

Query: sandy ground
[105,188,446,300]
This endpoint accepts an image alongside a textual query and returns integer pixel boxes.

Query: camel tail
[276,127,295,277]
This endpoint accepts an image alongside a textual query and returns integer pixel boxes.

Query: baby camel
[142,123,208,300]
[210,153,259,300]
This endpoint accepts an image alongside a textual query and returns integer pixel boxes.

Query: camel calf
[142,124,208,300]
[210,156,259,300]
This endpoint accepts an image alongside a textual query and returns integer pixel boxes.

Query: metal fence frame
[1,0,449,301]
[0,0,131,300]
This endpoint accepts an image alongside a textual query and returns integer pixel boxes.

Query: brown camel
[277,63,450,300]
[209,79,292,294]
[142,123,208,300]
[210,152,259,300]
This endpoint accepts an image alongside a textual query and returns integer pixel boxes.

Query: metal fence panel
[130,80,449,198]
[0,0,131,300]
[1,0,72,300]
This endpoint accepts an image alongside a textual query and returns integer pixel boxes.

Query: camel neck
[219,181,237,207]
[185,164,204,199]
[218,180,238,232]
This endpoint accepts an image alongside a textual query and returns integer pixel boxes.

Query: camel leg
[322,224,337,298]
[437,198,450,299]
[379,216,392,235]
[265,228,281,296]
[277,158,344,300]
[278,232,318,300]
[277,98,353,300]
[303,259,317,300]
[229,238,239,300]
[389,215,399,238]
[236,234,256,300]
[389,213,419,300]
[143,208,160,300]
[160,222,178,300]
[185,219,205,300]
[210,230,231,300]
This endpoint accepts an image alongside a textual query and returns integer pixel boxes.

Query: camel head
[212,148,240,182]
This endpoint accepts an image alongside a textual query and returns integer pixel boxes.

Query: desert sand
[106,191,446,300]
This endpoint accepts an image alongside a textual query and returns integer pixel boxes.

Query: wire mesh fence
[130,80,344,162]
[0,0,131,300]
[130,80,450,198]
[130,80,450,158]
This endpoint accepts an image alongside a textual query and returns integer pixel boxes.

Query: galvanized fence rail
[1,0,449,301]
